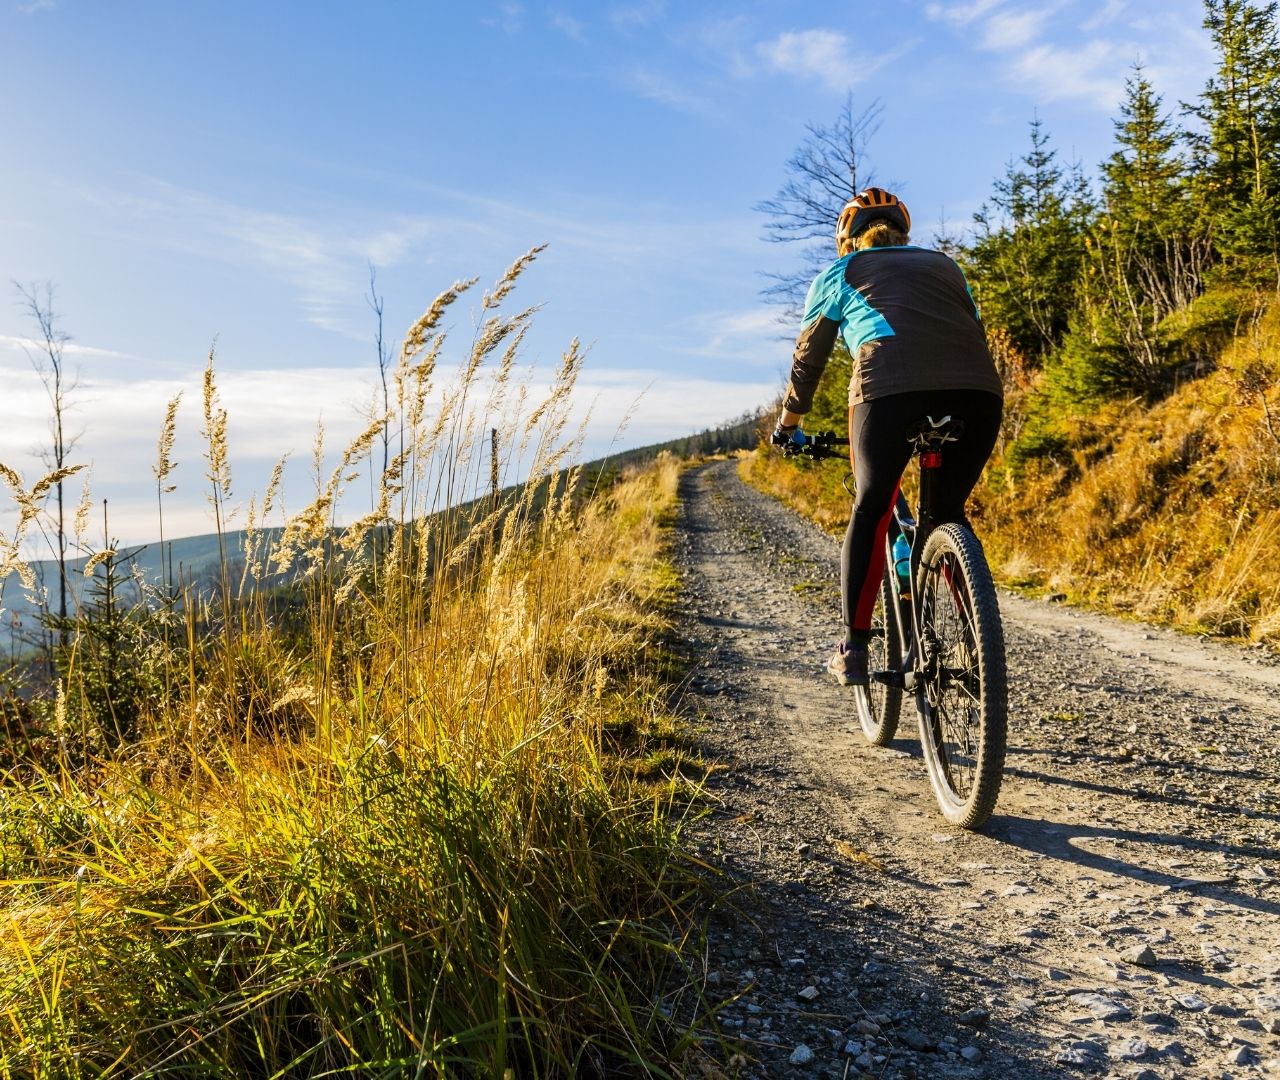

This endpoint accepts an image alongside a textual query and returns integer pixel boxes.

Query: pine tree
[963,118,1093,362]
[1186,0,1280,273]
[1102,65,1186,249]
[1059,66,1211,398]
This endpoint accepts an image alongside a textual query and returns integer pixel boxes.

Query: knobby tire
[915,523,1007,830]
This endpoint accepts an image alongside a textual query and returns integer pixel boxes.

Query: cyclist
[772,187,1003,687]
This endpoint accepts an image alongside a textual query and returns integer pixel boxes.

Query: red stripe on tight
[852,482,901,631]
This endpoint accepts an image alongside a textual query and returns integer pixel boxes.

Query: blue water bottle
[892,533,911,596]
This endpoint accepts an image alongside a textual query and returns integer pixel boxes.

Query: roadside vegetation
[747,0,1280,647]
[0,254,711,1076]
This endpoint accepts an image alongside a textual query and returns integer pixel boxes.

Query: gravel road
[675,458,1280,1080]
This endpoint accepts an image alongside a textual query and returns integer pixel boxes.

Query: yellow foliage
[978,297,1280,643]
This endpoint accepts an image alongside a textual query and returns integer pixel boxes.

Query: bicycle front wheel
[854,566,903,745]
[915,523,1007,829]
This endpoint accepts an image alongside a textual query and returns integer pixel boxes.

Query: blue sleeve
[801,260,848,328]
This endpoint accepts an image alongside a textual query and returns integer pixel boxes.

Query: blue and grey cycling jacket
[783,246,1002,412]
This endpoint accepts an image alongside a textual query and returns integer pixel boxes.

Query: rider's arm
[784,315,840,415]
[782,263,845,417]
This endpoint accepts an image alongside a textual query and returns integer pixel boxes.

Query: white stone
[1068,992,1132,1022]
[789,1043,814,1066]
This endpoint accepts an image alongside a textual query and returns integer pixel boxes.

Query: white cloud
[1010,40,1128,109]
[481,2,524,33]
[923,0,1174,111]
[752,29,918,93]
[1081,0,1128,31]
[624,68,721,117]
[550,12,586,42]
[0,346,776,547]
[610,0,665,29]
[924,0,1005,27]
[981,8,1054,50]
[0,335,139,363]
[566,369,775,456]
[70,181,436,340]
[756,30,864,92]
[684,307,788,357]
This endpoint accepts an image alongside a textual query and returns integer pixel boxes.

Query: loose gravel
[674,458,1280,1080]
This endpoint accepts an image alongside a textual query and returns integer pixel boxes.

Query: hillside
[742,291,1280,647]
[972,299,1280,642]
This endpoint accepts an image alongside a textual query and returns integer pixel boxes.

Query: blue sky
[1,0,1215,547]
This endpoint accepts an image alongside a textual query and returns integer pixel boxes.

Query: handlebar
[782,430,848,460]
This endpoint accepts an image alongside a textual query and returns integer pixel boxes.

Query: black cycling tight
[841,388,1002,633]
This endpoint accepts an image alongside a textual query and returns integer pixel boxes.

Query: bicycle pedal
[872,669,907,689]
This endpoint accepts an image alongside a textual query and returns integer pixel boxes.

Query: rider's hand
[771,424,808,455]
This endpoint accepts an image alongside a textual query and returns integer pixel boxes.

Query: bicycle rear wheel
[854,567,903,745]
[915,523,1007,829]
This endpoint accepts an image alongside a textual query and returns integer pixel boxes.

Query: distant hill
[0,528,286,633]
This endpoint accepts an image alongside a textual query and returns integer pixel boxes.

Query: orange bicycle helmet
[836,187,911,252]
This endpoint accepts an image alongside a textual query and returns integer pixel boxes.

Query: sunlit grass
[0,252,708,1077]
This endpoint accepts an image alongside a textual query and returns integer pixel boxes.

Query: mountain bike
[785,418,1008,829]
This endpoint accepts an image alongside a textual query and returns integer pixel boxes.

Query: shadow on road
[984,814,1280,919]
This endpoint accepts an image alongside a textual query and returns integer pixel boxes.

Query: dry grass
[975,299,1280,643]
[0,254,708,1077]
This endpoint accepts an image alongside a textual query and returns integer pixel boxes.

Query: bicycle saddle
[906,414,966,448]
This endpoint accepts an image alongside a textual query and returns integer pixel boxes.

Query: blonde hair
[853,221,910,251]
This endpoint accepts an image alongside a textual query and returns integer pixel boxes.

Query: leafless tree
[13,281,81,649]
[756,94,883,313]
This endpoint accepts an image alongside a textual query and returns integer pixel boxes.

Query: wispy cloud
[550,11,586,42]
[682,307,788,358]
[1010,40,1129,110]
[69,180,436,339]
[610,0,665,29]
[753,29,916,93]
[0,353,774,546]
[980,7,1055,50]
[624,68,722,117]
[924,0,1007,28]
[0,335,139,363]
[481,2,524,34]
[756,30,863,92]
[924,0,1147,110]
[1081,0,1128,31]
[17,0,59,13]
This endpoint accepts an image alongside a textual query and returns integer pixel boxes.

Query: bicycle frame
[882,416,962,690]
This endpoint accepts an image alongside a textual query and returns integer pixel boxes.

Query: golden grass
[0,253,708,1076]
[975,300,1280,642]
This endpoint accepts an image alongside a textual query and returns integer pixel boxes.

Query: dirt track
[676,458,1280,1080]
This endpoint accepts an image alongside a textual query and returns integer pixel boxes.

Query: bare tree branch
[755,94,883,308]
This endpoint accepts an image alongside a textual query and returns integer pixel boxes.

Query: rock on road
[675,459,1280,1080]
